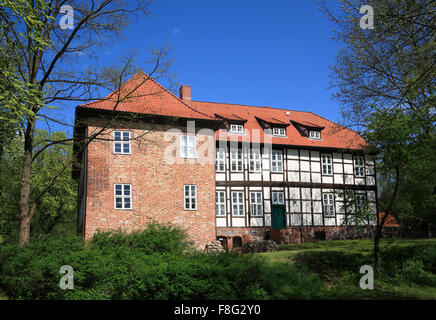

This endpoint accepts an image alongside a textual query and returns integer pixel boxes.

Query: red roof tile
[78,72,367,150]
[193,101,367,150]
[79,72,216,121]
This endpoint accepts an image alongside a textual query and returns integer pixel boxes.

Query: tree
[0,0,172,244]
[0,130,76,243]
[318,0,436,270]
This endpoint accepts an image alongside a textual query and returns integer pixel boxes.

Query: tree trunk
[18,119,35,245]
[373,225,382,272]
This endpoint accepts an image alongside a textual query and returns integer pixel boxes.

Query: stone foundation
[217,226,375,248]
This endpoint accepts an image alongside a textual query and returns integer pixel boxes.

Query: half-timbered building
[73,72,377,249]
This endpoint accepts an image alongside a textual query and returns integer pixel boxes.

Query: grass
[258,238,436,300]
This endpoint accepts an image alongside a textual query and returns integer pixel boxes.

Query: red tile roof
[78,72,367,150]
[79,72,216,121]
[193,101,367,150]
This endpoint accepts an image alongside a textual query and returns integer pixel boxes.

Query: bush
[293,250,371,281]
[89,222,193,255]
[380,243,436,286]
[1,224,313,300]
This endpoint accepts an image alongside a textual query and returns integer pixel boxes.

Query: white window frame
[321,154,333,175]
[229,124,244,134]
[114,184,132,209]
[215,148,226,172]
[231,191,245,216]
[271,150,283,173]
[113,131,131,154]
[249,149,261,172]
[230,148,243,172]
[272,191,285,205]
[180,135,196,158]
[250,192,263,216]
[309,130,321,140]
[322,193,335,217]
[354,156,365,177]
[184,185,197,210]
[216,191,226,216]
[272,127,286,137]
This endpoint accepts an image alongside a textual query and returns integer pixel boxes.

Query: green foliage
[380,243,436,286]
[290,241,436,289]
[0,223,328,300]
[89,222,194,255]
[0,130,77,242]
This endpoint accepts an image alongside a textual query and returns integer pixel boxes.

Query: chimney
[179,85,191,103]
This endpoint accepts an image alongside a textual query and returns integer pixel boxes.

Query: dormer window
[230,124,244,134]
[309,130,321,140]
[272,127,286,136]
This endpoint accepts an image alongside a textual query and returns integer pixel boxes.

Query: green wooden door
[272,205,286,230]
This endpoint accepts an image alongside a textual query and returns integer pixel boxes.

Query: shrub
[1,224,309,300]
[380,243,436,286]
[293,250,370,281]
[89,222,193,255]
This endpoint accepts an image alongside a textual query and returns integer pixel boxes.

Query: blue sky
[44,0,344,134]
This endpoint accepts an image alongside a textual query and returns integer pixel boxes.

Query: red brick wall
[84,118,216,248]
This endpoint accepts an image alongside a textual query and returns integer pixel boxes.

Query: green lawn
[257,238,436,300]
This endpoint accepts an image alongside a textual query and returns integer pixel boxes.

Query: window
[249,149,261,172]
[356,193,366,211]
[309,130,321,139]
[271,150,283,172]
[114,184,132,209]
[215,148,226,172]
[229,124,244,134]
[216,191,226,216]
[354,156,365,177]
[272,127,286,137]
[184,185,197,210]
[180,135,196,158]
[272,191,285,205]
[322,193,335,217]
[230,148,243,172]
[321,154,332,175]
[113,131,131,154]
[232,191,244,216]
[250,192,263,216]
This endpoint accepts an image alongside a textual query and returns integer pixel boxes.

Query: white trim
[272,127,286,137]
[216,191,226,216]
[113,131,131,154]
[321,153,333,175]
[114,183,132,210]
[229,124,244,134]
[250,192,263,216]
[249,149,262,172]
[184,184,197,210]
[271,150,283,172]
[322,193,335,217]
[215,148,226,172]
[272,191,285,205]
[354,156,365,177]
[230,148,243,172]
[309,130,321,140]
[231,191,245,216]
[180,135,197,158]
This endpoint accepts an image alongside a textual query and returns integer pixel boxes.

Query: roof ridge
[141,75,217,121]
[192,100,315,114]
